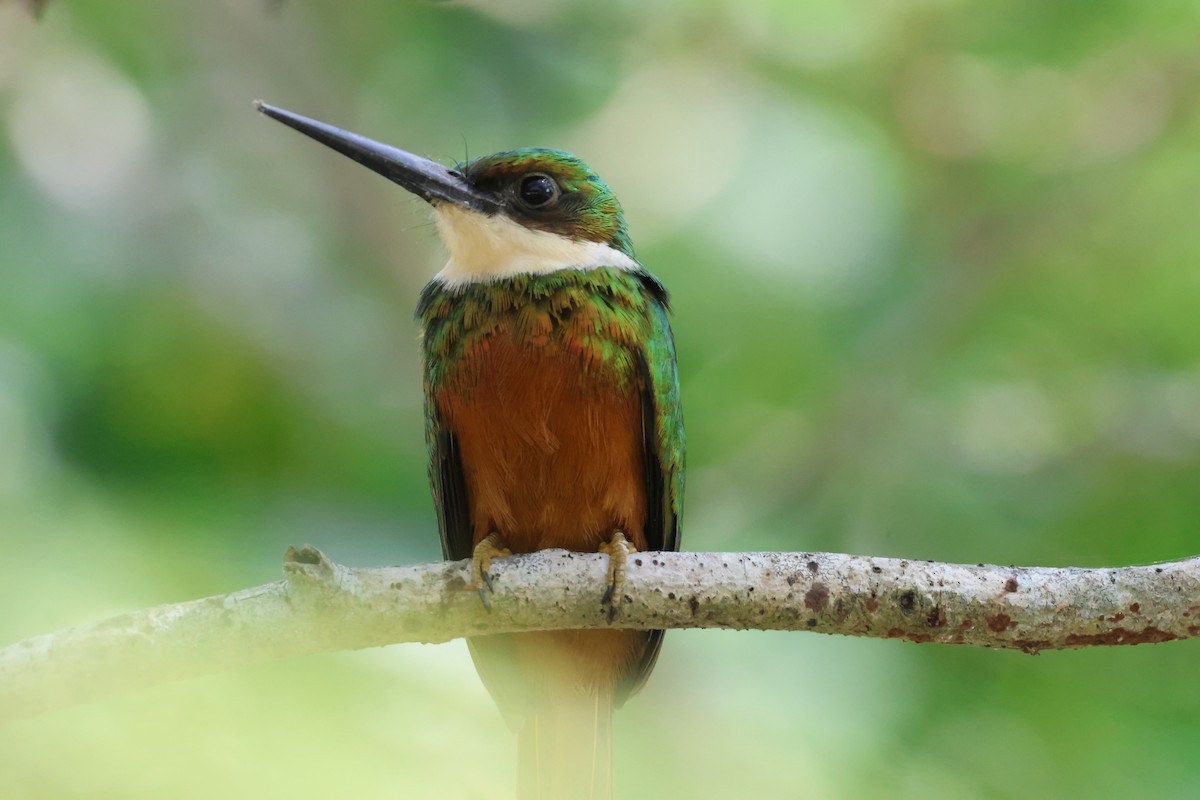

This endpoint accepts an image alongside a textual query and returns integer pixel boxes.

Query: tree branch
[3,546,1198,722]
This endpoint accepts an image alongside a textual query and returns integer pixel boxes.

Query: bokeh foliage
[2,0,1199,797]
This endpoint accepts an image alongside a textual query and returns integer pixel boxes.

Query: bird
[254,101,684,800]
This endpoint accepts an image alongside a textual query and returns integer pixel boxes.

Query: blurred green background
[2,0,1199,797]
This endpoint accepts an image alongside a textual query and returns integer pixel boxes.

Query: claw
[599,530,637,622]
[470,532,511,611]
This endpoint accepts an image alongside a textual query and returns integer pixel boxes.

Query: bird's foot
[599,530,637,623]
[470,532,512,610]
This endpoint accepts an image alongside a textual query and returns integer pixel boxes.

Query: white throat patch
[432,204,639,286]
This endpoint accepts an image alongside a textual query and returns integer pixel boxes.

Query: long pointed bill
[253,101,501,214]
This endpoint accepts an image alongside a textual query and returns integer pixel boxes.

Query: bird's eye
[518,174,558,208]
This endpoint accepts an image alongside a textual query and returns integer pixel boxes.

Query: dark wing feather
[418,280,475,562]
[616,272,685,705]
[431,426,473,561]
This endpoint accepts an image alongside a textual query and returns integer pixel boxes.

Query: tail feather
[517,686,613,800]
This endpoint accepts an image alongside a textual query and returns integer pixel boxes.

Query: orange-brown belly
[436,331,648,555]
[435,330,649,695]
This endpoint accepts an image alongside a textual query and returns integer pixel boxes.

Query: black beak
[254,101,501,214]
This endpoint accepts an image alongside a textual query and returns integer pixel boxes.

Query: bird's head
[255,102,637,285]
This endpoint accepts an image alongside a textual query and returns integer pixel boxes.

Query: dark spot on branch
[667,592,675,600]
[865,595,879,613]
[926,606,946,628]
[1109,613,1125,622]
[635,558,643,567]
[1187,626,1200,636]
[987,614,1015,632]
[806,560,819,574]
[787,575,797,586]
[1064,627,1177,646]
[806,618,817,628]
[1129,603,1140,614]
[871,565,882,574]
[1004,578,1018,593]
[390,582,404,590]
[1156,567,1163,573]
[898,591,917,614]
[689,596,699,616]
[886,627,932,644]
[804,584,829,612]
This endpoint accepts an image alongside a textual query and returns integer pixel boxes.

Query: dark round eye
[518,174,558,208]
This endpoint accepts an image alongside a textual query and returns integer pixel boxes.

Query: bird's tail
[517,685,613,800]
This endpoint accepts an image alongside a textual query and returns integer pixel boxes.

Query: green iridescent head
[456,148,633,259]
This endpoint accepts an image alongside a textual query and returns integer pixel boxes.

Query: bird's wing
[428,408,474,562]
[616,271,685,705]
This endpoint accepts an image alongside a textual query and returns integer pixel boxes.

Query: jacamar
[255,102,684,799]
